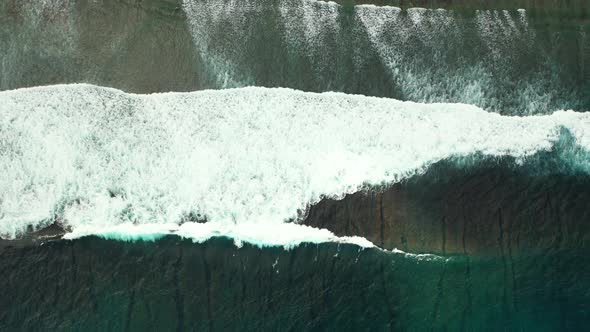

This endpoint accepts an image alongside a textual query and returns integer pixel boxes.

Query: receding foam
[1,84,590,246]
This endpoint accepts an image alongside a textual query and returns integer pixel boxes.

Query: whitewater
[1,84,589,247]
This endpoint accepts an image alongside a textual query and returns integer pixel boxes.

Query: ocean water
[1,0,589,330]
[1,237,589,331]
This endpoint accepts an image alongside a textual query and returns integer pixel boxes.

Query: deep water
[0,237,588,331]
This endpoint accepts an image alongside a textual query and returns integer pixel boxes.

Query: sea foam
[1,84,589,245]
[62,222,374,249]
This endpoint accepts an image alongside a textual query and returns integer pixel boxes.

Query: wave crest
[1,84,589,240]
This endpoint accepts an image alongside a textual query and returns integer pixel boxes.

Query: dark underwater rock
[304,160,590,255]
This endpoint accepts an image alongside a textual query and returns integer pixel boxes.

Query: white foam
[63,221,375,249]
[1,84,589,243]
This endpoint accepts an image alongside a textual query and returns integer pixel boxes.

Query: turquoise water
[1,237,589,331]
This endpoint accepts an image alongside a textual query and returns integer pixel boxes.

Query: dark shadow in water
[305,129,590,256]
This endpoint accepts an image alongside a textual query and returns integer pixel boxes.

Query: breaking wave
[1,84,590,246]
